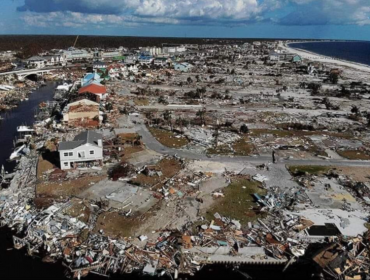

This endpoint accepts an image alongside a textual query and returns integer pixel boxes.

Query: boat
[9,144,28,160]
[17,126,34,133]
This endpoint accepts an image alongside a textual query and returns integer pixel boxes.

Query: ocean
[288,41,370,66]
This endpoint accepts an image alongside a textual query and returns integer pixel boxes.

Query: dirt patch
[333,166,370,182]
[133,97,149,106]
[336,150,370,160]
[204,177,266,226]
[63,199,92,223]
[37,155,54,179]
[130,158,182,188]
[148,127,189,148]
[118,133,141,143]
[94,212,143,238]
[122,146,145,160]
[36,175,106,199]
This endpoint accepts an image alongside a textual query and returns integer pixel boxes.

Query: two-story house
[58,130,103,170]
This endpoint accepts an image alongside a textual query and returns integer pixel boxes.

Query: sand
[282,43,370,73]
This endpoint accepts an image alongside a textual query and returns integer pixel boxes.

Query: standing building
[58,130,103,170]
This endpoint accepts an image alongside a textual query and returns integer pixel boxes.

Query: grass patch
[233,138,256,155]
[122,146,145,159]
[288,165,330,176]
[36,175,106,199]
[94,212,142,238]
[118,133,140,143]
[207,137,256,156]
[250,129,352,139]
[130,158,182,188]
[336,150,370,160]
[305,139,328,157]
[149,127,189,148]
[133,98,149,106]
[205,177,267,226]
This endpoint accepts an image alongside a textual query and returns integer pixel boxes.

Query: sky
[0,0,369,40]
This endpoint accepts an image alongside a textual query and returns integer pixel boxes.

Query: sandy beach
[283,43,370,73]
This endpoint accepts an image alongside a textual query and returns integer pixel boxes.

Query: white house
[174,62,193,72]
[58,130,103,170]
[44,55,66,66]
[63,48,93,61]
[27,56,46,69]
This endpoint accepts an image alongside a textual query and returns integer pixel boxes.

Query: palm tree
[163,110,172,130]
[196,107,207,126]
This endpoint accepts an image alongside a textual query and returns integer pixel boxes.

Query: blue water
[288,41,370,66]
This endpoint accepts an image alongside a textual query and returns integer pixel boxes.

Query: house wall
[68,110,99,121]
[59,143,103,170]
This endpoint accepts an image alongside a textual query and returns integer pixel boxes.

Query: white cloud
[281,0,370,25]
[18,0,370,27]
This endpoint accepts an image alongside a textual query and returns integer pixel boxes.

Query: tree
[158,96,168,105]
[145,111,154,125]
[162,110,172,130]
[308,83,322,95]
[351,105,360,116]
[240,124,249,134]
[176,117,189,133]
[366,112,370,127]
[329,72,339,84]
[105,103,113,111]
[196,108,207,126]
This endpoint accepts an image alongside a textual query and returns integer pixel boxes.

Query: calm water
[289,41,370,66]
[0,82,56,173]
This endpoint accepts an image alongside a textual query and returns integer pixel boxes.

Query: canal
[0,82,56,172]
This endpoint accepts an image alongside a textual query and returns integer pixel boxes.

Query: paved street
[136,124,370,167]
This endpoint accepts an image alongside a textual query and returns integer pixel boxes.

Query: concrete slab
[287,208,368,236]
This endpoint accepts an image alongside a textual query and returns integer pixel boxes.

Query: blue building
[81,72,102,87]
[174,62,193,72]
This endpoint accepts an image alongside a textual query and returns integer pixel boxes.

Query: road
[0,64,84,76]
[136,124,370,167]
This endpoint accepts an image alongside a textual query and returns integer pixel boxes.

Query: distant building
[174,62,193,72]
[63,48,93,61]
[269,52,302,63]
[27,56,46,69]
[138,55,154,65]
[43,55,66,66]
[81,72,102,86]
[58,130,103,170]
[154,57,171,67]
[78,83,108,101]
[124,55,137,65]
[63,99,101,127]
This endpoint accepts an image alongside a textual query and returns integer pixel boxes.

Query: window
[78,151,85,158]
[64,152,68,157]
[89,150,95,155]
[69,152,73,156]
[64,162,69,167]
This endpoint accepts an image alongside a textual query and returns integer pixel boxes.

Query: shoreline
[283,42,370,73]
